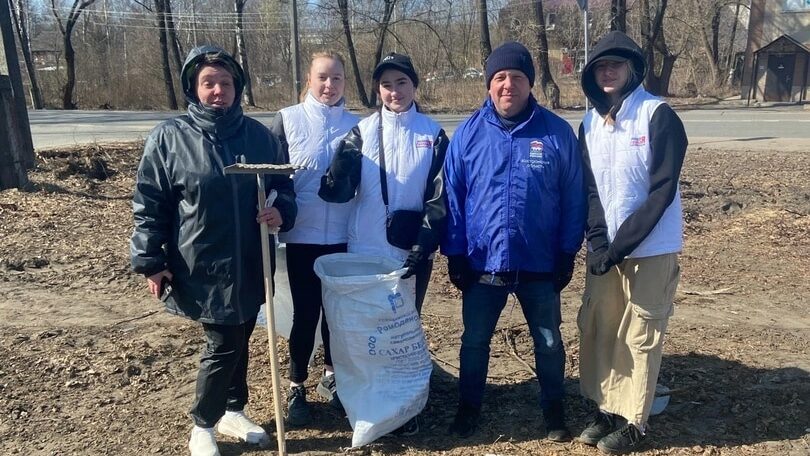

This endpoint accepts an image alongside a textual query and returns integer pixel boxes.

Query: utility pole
[0,0,34,189]
[290,0,301,101]
[191,0,198,44]
[577,0,589,110]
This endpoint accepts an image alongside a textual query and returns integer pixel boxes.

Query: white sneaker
[188,426,220,456]
[217,410,270,445]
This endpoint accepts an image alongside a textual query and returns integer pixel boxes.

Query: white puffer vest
[583,87,683,258]
[348,104,442,262]
[277,93,360,245]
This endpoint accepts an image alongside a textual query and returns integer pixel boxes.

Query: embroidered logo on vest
[630,135,647,147]
[415,139,432,149]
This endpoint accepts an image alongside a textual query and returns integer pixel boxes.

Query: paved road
[27,105,810,150]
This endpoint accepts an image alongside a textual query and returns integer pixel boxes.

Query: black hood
[181,45,245,108]
[581,31,647,115]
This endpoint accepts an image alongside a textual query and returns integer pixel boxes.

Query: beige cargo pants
[577,253,680,425]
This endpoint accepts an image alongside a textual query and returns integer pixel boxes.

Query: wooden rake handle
[256,175,287,456]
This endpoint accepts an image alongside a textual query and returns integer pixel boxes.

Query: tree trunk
[154,0,178,110]
[164,0,184,62]
[50,0,97,109]
[337,0,370,107]
[234,0,255,106]
[1,0,34,184]
[533,0,560,108]
[164,0,186,107]
[368,0,396,107]
[611,0,626,32]
[62,29,77,109]
[478,0,492,68]
[640,0,675,96]
[10,0,43,109]
[695,1,722,88]
[724,2,741,86]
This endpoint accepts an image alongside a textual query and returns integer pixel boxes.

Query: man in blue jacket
[441,41,585,441]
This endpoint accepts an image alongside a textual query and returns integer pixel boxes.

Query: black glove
[401,245,427,279]
[329,144,361,179]
[447,255,476,292]
[553,252,577,293]
[588,248,615,276]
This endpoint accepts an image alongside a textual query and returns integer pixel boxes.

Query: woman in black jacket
[130,46,296,456]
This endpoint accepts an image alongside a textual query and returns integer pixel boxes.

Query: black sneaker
[448,403,480,438]
[543,400,572,442]
[286,385,312,427]
[597,423,647,455]
[578,411,622,446]
[315,374,344,411]
[390,416,420,437]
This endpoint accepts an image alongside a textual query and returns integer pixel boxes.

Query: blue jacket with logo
[441,96,586,273]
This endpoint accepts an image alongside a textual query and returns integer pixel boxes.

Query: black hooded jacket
[130,45,297,325]
[579,32,688,263]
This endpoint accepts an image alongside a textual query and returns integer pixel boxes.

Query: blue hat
[485,41,535,88]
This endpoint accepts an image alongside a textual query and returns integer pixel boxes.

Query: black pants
[190,316,257,428]
[414,258,434,314]
[286,242,347,384]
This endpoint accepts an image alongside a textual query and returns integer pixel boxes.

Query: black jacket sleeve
[270,112,289,161]
[318,126,363,203]
[131,133,173,276]
[415,129,450,253]
[579,123,610,254]
[606,104,687,261]
[265,124,297,232]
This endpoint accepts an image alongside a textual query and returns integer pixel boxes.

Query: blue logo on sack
[388,292,404,314]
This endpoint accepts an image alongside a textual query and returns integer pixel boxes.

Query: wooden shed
[747,34,810,103]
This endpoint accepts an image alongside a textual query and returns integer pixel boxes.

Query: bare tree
[163,0,183,71]
[50,0,97,109]
[154,0,177,109]
[694,0,749,87]
[478,0,492,68]
[9,0,43,109]
[533,0,560,108]
[610,0,626,32]
[336,0,370,107]
[234,0,255,106]
[639,0,676,96]
[724,1,744,85]
[368,0,397,107]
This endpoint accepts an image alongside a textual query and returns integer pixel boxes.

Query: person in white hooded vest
[319,52,449,436]
[270,52,359,427]
[576,31,688,455]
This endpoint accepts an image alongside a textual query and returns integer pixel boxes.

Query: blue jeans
[459,280,565,410]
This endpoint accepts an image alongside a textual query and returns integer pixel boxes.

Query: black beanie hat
[373,52,419,88]
[485,41,535,88]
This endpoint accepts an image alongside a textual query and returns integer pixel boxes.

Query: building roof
[754,34,810,55]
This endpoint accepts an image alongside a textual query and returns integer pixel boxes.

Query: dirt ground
[0,140,808,456]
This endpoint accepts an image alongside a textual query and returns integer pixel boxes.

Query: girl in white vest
[576,31,688,455]
[270,52,359,427]
[319,52,449,436]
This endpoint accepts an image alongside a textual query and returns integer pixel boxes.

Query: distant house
[29,31,61,71]
[742,0,810,103]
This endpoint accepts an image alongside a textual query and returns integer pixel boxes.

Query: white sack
[314,253,432,447]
